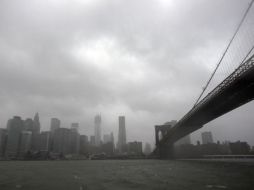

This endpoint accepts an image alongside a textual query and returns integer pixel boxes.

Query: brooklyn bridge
[154,0,254,159]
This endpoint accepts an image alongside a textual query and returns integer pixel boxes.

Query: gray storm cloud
[0,0,253,146]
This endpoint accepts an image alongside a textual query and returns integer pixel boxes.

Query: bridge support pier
[155,124,175,159]
[157,144,174,159]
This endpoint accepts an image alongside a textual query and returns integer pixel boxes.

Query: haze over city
[0,0,254,147]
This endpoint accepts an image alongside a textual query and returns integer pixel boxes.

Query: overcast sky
[0,0,254,147]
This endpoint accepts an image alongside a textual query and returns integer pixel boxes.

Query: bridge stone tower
[155,121,177,159]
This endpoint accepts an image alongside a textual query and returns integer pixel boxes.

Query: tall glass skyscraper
[33,112,40,134]
[31,113,40,151]
[94,114,101,146]
[118,116,126,153]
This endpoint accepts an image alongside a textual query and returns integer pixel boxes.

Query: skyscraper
[49,118,60,152]
[5,116,24,157]
[94,114,101,146]
[101,132,115,155]
[70,123,80,154]
[52,128,71,155]
[201,131,214,144]
[50,118,61,133]
[118,116,126,153]
[39,131,50,151]
[31,113,40,151]
[19,131,32,156]
[24,118,34,131]
[79,135,89,155]
[33,113,40,134]
[71,123,79,133]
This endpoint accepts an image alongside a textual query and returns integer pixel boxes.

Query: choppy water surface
[0,160,253,190]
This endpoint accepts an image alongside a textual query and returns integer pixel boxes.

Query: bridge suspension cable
[193,0,254,107]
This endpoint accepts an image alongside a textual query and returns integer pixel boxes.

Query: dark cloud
[0,0,253,146]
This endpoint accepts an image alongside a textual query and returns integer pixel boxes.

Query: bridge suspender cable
[240,44,254,66]
[193,0,254,107]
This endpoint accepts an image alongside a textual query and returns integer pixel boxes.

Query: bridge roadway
[156,54,254,157]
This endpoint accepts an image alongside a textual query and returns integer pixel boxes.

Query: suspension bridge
[154,0,254,159]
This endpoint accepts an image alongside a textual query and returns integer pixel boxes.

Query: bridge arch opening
[158,131,163,141]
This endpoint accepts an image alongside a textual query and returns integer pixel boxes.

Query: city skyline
[0,112,253,148]
[1,113,142,145]
[0,111,254,147]
[0,112,251,160]
[0,112,149,159]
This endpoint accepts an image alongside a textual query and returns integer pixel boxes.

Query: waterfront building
[19,131,32,156]
[229,141,250,154]
[102,132,115,155]
[201,131,214,144]
[70,123,80,154]
[52,128,71,155]
[49,118,61,151]
[80,135,89,155]
[101,141,114,155]
[39,131,50,151]
[0,129,7,157]
[5,116,24,157]
[128,141,142,155]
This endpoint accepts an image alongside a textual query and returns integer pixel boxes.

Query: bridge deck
[158,54,254,146]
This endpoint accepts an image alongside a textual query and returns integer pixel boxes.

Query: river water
[0,159,253,190]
